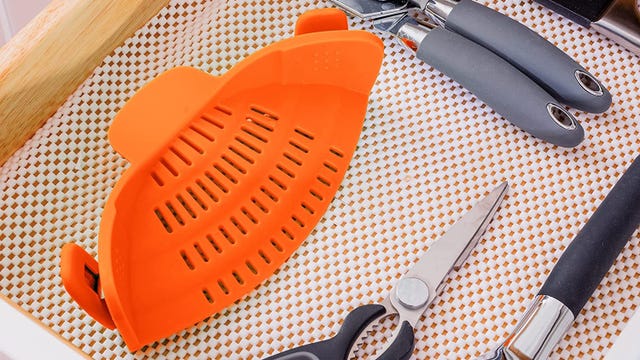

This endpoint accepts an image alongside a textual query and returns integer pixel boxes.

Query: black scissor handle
[264,304,388,360]
[376,321,415,360]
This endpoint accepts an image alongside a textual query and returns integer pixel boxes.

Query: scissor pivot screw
[396,277,430,310]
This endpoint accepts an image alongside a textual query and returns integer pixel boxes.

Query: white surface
[0,0,12,45]
[0,0,49,46]
[0,299,84,360]
[605,308,640,360]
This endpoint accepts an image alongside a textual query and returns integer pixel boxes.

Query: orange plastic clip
[60,8,384,351]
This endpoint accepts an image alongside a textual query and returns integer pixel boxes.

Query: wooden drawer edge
[0,0,170,166]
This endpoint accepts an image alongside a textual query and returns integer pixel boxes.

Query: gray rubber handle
[417,28,584,148]
[446,0,612,114]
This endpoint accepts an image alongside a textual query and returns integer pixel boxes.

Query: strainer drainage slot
[270,239,283,252]
[232,271,244,285]
[189,125,214,142]
[235,136,262,154]
[214,164,238,184]
[202,289,214,304]
[196,180,219,202]
[330,147,344,158]
[323,162,338,173]
[246,117,273,132]
[277,164,295,178]
[230,216,247,235]
[204,172,229,193]
[301,202,315,215]
[258,250,271,264]
[222,155,247,174]
[229,145,255,164]
[201,114,224,129]
[245,261,258,275]
[269,176,287,190]
[251,197,269,213]
[281,227,294,240]
[250,105,279,120]
[295,128,315,140]
[206,235,222,253]
[241,126,268,143]
[217,280,229,295]
[194,243,208,262]
[177,195,196,219]
[241,207,258,224]
[316,176,331,187]
[309,189,324,201]
[166,201,185,226]
[186,187,207,210]
[160,158,179,177]
[154,208,173,233]
[284,152,302,166]
[289,140,309,153]
[179,135,204,154]
[151,172,164,187]
[260,186,279,202]
[213,105,233,116]
[180,251,195,270]
[219,226,235,245]
[291,215,305,228]
[169,147,192,166]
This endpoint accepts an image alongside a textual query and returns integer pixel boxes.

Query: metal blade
[329,0,410,21]
[400,182,509,309]
[372,13,419,35]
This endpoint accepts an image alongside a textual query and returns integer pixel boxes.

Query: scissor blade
[329,0,409,21]
[403,182,509,301]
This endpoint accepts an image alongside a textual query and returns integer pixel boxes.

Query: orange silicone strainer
[59,8,384,351]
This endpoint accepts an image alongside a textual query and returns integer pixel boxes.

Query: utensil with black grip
[478,155,640,360]
[264,183,509,360]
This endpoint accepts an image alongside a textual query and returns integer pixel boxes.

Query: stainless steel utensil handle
[409,25,585,148]
[504,155,640,360]
[444,0,612,114]
[592,0,640,57]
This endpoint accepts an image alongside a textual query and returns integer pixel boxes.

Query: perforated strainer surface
[0,0,639,359]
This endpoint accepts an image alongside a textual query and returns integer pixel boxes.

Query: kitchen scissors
[264,182,508,360]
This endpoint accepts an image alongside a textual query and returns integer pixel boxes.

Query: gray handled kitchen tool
[264,182,508,360]
[535,0,640,57]
[331,0,612,148]
[477,155,640,360]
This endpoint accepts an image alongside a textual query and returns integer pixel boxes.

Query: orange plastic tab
[294,8,349,35]
[60,9,384,351]
[60,243,115,329]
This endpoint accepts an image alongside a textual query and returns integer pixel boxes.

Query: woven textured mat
[1,0,639,359]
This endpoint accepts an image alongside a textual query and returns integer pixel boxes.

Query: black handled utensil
[534,0,640,57]
[264,182,509,360]
[478,155,640,360]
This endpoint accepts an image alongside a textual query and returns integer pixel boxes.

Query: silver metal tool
[265,182,509,360]
[476,155,640,360]
[331,0,613,148]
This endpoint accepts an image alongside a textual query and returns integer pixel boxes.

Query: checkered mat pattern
[1,0,639,359]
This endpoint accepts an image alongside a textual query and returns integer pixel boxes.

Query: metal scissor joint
[266,182,508,360]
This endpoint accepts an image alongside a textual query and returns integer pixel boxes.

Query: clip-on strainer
[59,9,384,351]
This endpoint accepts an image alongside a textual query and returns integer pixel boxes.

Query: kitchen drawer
[0,1,638,359]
